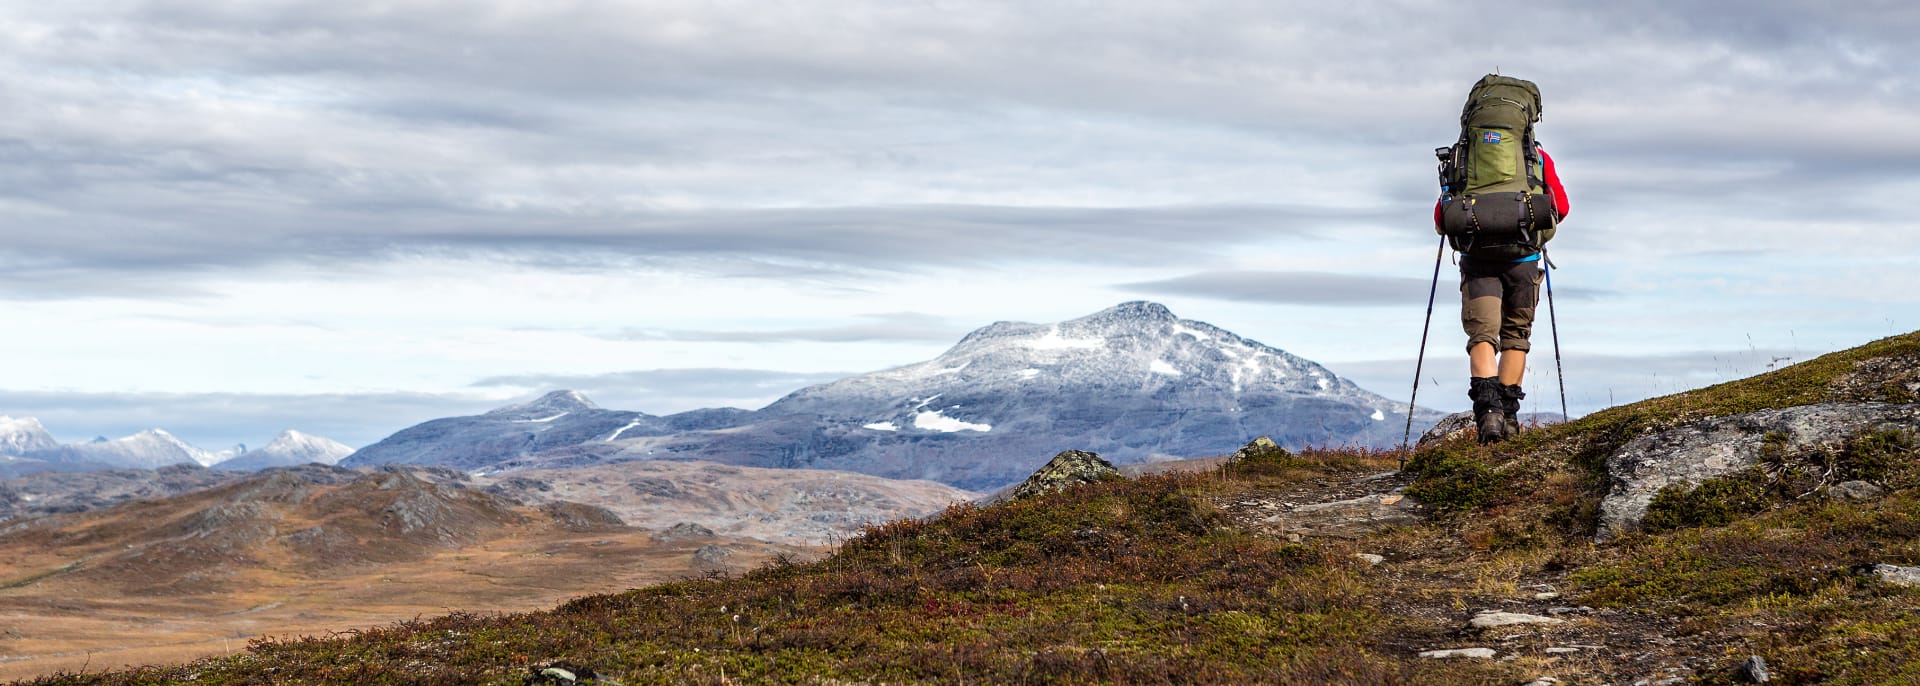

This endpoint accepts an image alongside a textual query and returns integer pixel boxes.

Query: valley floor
[0,524,813,682]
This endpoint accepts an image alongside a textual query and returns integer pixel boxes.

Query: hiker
[1432,75,1569,444]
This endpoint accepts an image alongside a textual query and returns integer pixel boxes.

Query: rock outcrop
[1417,412,1475,447]
[1226,436,1289,464]
[1007,450,1119,501]
[1599,402,1920,538]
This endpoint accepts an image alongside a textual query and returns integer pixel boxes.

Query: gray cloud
[0,389,508,451]
[3,1,1916,300]
[608,313,964,343]
[469,368,851,412]
[0,367,861,452]
[1120,270,1607,306]
[0,202,1342,299]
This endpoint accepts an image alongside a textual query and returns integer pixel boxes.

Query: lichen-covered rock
[1417,412,1475,448]
[1863,563,1920,587]
[1832,480,1887,500]
[1599,402,1920,539]
[1008,450,1119,501]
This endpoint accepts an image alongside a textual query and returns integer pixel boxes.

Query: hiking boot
[1501,384,1526,437]
[1469,377,1507,445]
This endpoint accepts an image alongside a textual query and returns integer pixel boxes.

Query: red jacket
[1434,147,1570,228]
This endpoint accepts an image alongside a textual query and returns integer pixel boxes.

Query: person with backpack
[1432,74,1570,444]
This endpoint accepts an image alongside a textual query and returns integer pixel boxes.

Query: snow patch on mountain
[1024,327,1105,351]
[912,410,991,433]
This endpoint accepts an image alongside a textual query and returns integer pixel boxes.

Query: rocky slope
[474,460,978,546]
[354,302,1442,490]
[0,463,247,523]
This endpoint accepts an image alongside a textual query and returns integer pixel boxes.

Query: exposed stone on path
[1352,553,1385,565]
[1256,491,1424,539]
[1467,611,1566,630]
[1418,647,1495,659]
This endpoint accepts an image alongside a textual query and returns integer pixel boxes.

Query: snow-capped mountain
[0,419,356,475]
[0,416,59,455]
[358,302,1444,490]
[765,300,1405,430]
[55,429,218,469]
[212,430,356,471]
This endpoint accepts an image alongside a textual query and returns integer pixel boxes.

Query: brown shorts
[1460,258,1543,353]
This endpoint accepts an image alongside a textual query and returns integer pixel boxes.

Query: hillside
[16,331,1920,684]
[0,466,816,680]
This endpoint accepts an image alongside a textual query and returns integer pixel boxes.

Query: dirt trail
[1208,465,1737,685]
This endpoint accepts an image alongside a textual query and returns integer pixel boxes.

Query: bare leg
[1469,342,1497,378]
[1497,350,1527,385]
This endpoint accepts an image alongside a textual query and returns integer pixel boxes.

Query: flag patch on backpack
[1481,131,1503,144]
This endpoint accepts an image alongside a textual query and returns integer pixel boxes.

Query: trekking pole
[1401,235,1447,468]
[1543,250,1569,421]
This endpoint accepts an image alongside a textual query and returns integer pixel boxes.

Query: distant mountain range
[346,302,1444,490]
[0,418,353,476]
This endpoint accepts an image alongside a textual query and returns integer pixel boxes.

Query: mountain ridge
[0,422,357,475]
[347,302,1445,489]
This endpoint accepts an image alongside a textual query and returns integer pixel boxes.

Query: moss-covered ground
[17,332,1920,685]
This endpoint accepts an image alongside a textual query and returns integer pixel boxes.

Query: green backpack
[1435,74,1556,260]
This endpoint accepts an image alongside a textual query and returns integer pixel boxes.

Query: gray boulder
[1599,402,1920,539]
[1008,450,1119,501]
[1226,436,1288,464]
[1417,412,1475,448]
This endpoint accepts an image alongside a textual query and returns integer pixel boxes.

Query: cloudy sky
[2,1,1916,450]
